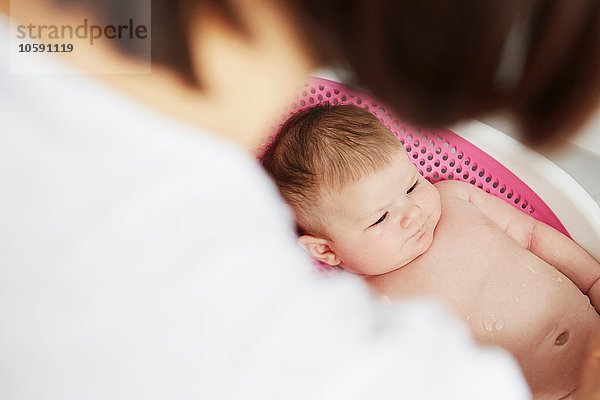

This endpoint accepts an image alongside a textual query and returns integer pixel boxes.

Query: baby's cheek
[337,243,375,274]
[357,247,380,267]
[367,239,399,271]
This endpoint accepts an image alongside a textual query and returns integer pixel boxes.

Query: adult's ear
[297,235,341,266]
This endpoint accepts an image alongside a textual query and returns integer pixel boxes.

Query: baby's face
[320,149,441,275]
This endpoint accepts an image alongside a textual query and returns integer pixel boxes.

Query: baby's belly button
[540,307,598,348]
[541,326,571,347]
[554,331,570,346]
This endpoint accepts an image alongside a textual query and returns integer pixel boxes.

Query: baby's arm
[439,180,600,311]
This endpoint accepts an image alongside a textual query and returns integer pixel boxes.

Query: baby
[262,104,600,400]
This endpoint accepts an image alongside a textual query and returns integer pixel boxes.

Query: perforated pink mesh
[263,77,569,242]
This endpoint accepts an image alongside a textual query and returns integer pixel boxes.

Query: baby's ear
[297,235,341,266]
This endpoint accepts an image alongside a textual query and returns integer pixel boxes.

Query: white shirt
[0,18,529,400]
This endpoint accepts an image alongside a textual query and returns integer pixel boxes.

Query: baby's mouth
[412,213,432,239]
[409,225,425,240]
[415,226,426,240]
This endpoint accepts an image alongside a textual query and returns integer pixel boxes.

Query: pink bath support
[263,77,569,243]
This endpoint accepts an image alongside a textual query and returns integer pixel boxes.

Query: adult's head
[8,0,599,148]
[294,0,600,148]
[4,0,317,150]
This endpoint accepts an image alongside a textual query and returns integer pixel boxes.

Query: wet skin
[366,181,600,400]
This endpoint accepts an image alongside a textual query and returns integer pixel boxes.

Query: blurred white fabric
[0,18,529,400]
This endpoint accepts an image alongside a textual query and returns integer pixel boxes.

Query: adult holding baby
[0,1,597,399]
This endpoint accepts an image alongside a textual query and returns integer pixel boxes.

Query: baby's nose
[400,205,420,228]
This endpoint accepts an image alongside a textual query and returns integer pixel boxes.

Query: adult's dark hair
[293,0,600,148]
[52,0,599,147]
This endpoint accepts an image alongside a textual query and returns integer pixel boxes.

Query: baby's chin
[384,223,436,272]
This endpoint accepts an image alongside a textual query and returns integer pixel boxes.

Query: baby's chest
[401,200,583,320]
[423,199,517,277]
[424,200,552,285]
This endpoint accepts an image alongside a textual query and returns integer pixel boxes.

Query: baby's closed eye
[370,212,389,227]
[407,181,417,194]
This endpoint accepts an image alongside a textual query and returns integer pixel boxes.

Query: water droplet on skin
[520,283,526,288]
[494,318,505,331]
[482,315,496,332]
[523,257,561,281]
[481,315,504,332]
[525,263,542,275]
[466,311,479,322]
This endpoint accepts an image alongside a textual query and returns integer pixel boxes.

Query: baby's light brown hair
[262,104,403,237]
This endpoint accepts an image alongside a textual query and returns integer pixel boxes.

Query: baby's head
[263,104,441,275]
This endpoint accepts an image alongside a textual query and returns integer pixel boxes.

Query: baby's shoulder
[433,179,473,201]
